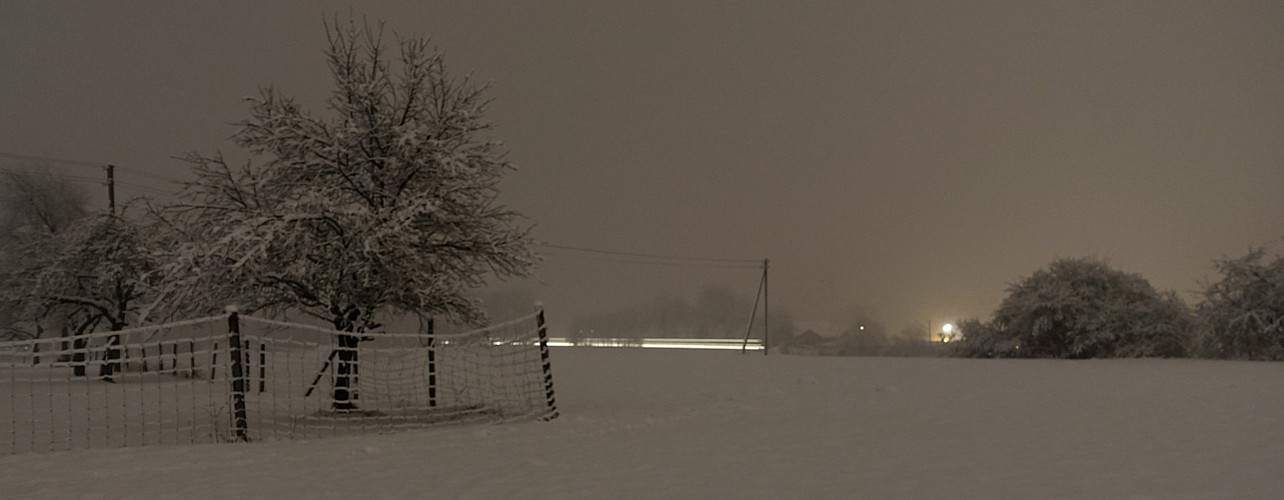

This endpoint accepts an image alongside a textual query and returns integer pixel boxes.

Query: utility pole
[741,259,769,355]
[762,258,769,356]
[106,164,116,215]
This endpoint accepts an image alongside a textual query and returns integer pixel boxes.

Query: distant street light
[940,323,954,343]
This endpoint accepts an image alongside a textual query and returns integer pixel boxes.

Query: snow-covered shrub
[949,318,1013,358]
[1195,248,1284,360]
[955,258,1191,359]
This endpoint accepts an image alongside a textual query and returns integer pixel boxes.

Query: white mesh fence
[0,310,557,455]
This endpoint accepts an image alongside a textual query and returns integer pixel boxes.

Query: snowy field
[2,348,1282,499]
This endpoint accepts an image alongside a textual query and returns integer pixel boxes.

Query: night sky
[4,1,1283,333]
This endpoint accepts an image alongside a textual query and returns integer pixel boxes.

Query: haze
[3,1,1283,333]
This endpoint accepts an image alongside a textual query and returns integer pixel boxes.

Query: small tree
[955,258,1191,359]
[0,163,92,342]
[1195,248,1284,360]
[167,18,535,409]
[1,211,171,377]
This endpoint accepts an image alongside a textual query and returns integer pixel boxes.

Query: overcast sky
[3,1,1283,334]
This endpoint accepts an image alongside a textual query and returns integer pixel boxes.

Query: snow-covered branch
[167,17,535,330]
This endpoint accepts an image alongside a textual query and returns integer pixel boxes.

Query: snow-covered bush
[955,258,1192,359]
[1195,248,1284,360]
[949,318,1012,358]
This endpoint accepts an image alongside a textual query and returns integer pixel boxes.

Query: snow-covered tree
[166,18,535,409]
[1,163,91,286]
[0,163,92,342]
[0,163,90,246]
[1195,247,1284,360]
[954,258,1191,358]
[1,212,171,378]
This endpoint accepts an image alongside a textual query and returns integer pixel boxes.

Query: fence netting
[0,310,556,455]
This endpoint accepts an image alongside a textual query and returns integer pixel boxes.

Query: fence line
[0,308,558,455]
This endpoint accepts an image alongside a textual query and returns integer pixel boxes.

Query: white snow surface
[2,348,1282,499]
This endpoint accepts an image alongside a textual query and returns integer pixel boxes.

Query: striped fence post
[226,307,249,442]
[427,317,436,408]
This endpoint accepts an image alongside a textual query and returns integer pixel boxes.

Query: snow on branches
[166,18,535,332]
[1,212,169,340]
[1197,248,1284,360]
[955,257,1192,359]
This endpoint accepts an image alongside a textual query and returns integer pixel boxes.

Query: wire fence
[0,309,557,455]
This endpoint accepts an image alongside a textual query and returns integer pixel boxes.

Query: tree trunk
[329,306,365,411]
[72,336,88,377]
[71,316,100,377]
[58,324,71,363]
[332,332,360,410]
[98,334,121,382]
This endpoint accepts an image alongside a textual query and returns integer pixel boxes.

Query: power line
[0,166,104,184]
[0,151,183,199]
[0,150,182,182]
[3,154,760,261]
[0,166,177,203]
[114,180,178,198]
[539,243,761,265]
[539,250,761,270]
[0,151,104,168]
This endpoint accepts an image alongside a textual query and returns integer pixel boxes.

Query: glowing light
[546,338,765,350]
[942,323,954,335]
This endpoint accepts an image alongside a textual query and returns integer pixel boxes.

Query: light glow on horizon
[547,338,765,351]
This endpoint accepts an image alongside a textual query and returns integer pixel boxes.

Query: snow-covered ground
[2,348,1282,499]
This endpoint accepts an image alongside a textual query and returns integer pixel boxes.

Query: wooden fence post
[427,317,437,408]
[226,306,249,442]
[535,304,558,420]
